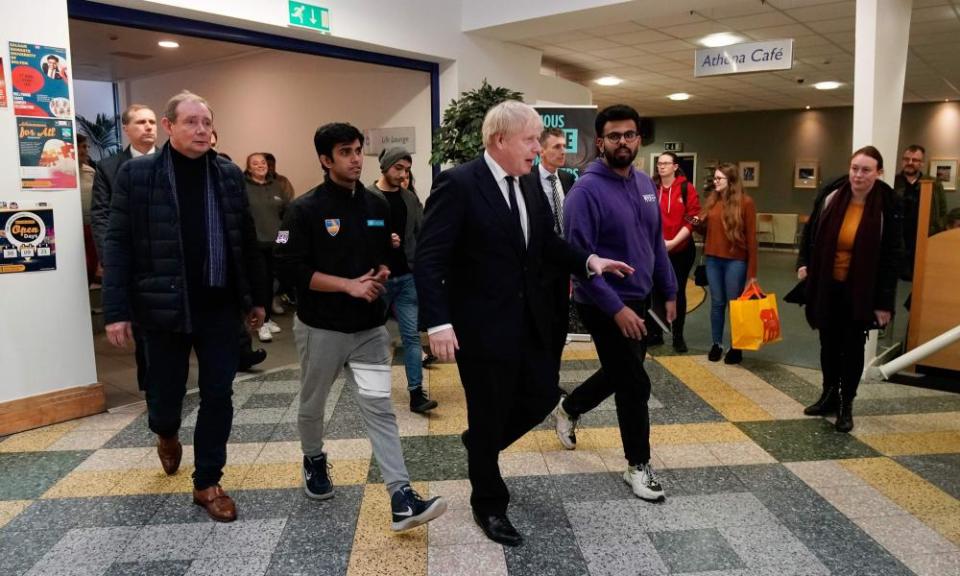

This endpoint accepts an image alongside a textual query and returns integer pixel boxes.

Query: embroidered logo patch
[275,230,289,244]
[325,219,341,237]
[643,194,657,203]
[366,219,385,227]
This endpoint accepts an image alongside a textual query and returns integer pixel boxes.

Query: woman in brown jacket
[699,162,758,364]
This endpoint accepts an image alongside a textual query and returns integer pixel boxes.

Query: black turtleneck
[171,147,208,310]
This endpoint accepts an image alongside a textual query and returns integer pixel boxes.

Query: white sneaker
[553,398,578,450]
[271,298,285,315]
[265,319,282,334]
[258,325,273,342]
[623,463,665,502]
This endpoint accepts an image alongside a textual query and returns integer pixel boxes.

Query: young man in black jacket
[102,91,268,522]
[275,123,445,532]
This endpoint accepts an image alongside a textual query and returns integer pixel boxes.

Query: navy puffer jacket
[102,143,269,332]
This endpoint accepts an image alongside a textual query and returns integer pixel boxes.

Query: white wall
[121,49,432,199]
[536,74,593,107]
[0,0,98,403]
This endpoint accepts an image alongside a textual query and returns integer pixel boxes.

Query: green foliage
[430,79,524,166]
[76,113,120,158]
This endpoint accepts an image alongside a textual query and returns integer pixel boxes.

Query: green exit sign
[288,1,330,34]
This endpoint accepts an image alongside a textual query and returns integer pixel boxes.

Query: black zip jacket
[275,179,392,333]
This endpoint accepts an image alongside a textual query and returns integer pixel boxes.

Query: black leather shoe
[723,348,743,365]
[804,387,838,416]
[708,344,723,362]
[473,511,523,546]
[238,348,267,371]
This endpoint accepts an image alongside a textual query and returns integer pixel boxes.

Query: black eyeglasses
[603,131,639,143]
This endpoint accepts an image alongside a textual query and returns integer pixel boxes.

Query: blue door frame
[67,0,441,175]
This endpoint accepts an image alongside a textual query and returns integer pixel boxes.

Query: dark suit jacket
[90,146,134,258]
[415,156,589,364]
[520,167,576,356]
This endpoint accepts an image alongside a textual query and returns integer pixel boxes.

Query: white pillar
[852,0,912,181]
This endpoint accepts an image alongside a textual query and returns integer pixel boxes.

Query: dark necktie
[506,176,526,251]
[547,174,564,235]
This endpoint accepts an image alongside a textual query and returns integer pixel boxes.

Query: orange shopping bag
[730,282,782,351]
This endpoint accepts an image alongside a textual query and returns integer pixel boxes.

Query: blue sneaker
[302,453,334,500]
[390,485,447,531]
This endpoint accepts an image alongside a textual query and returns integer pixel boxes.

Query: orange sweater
[833,202,864,281]
[703,194,758,279]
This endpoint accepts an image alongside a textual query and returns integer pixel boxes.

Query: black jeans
[648,240,695,341]
[259,242,275,320]
[564,300,652,466]
[818,280,868,399]
[142,300,239,490]
[459,314,557,516]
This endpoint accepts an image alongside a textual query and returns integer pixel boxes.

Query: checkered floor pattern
[1,343,959,576]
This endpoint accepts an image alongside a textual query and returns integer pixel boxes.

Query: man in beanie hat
[370,147,438,413]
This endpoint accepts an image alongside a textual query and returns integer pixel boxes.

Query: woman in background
[245,152,292,342]
[699,162,757,364]
[649,152,701,353]
[797,146,902,432]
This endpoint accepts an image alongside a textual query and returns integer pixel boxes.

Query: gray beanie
[379,146,412,172]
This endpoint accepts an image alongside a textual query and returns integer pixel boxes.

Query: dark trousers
[551,276,571,375]
[818,281,868,399]
[564,300,652,466]
[459,315,557,516]
[648,241,695,341]
[142,302,239,490]
[134,325,148,391]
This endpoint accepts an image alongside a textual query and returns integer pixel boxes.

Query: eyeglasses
[603,131,639,143]
[713,176,727,182]
[849,167,875,175]
[656,161,676,167]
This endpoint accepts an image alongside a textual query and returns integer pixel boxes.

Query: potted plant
[430,79,523,166]
[76,113,120,159]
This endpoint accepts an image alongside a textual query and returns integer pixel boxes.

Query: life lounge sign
[694,39,794,77]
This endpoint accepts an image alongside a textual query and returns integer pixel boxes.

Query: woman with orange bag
[699,162,758,365]
[797,146,903,432]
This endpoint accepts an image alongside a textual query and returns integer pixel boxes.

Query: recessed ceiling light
[158,40,180,49]
[813,81,842,90]
[667,93,691,101]
[595,76,623,86]
[699,33,742,48]
[805,105,811,110]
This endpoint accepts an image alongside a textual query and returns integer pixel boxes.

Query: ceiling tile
[744,24,818,40]
[805,16,855,34]
[582,22,649,36]
[563,38,622,51]
[717,12,797,31]
[635,13,706,29]
[659,21,734,40]
[785,2,856,22]
[589,46,648,59]
[607,30,675,45]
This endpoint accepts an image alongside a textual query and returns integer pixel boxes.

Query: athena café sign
[694,39,794,77]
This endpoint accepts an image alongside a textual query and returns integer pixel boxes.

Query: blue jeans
[383,273,423,391]
[705,256,747,347]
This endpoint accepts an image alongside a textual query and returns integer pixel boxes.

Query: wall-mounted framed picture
[794,159,819,189]
[739,161,759,188]
[929,158,957,191]
[649,152,697,185]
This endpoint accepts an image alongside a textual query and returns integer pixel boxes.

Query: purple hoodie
[564,159,677,317]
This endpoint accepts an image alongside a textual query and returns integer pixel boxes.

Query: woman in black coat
[796,146,903,432]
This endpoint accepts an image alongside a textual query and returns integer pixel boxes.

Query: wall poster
[0,57,7,108]
[8,42,72,118]
[0,205,56,274]
[17,117,77,189]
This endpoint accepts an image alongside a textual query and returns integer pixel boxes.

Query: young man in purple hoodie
[553,104,678,501]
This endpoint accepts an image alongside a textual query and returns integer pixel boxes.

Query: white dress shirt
[130,146,157,158]
[538,163,564,218]
[484,150,529,246]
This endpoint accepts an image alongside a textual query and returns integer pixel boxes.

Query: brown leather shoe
[193,485,237,522]
[157,434,182,475]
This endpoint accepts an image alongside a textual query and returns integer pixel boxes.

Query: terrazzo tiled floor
[2,343,959,576]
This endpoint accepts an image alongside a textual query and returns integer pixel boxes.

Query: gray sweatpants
[293,318,410,494]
